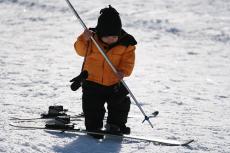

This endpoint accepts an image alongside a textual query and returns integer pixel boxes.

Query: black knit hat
[96,5,122,37]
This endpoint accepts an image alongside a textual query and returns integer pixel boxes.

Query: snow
[1,0,230,152]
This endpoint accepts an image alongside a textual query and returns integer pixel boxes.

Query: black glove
[70,70,88,91]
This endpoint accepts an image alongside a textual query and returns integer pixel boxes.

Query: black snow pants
[82,80,130,131]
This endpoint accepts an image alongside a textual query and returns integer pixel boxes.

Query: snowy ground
[1,0,230,152]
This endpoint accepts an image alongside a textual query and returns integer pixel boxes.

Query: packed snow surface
[0,0,230,152]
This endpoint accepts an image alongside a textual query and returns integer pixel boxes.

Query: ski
[10,111,159,121]
[9,123,193,146]
[9,115,83,121]
[9,112,85,121]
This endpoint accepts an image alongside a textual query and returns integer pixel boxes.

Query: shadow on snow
[48,130,122,153]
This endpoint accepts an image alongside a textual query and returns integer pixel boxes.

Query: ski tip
[181,139,194,146]
[149,111,159,118]
[152,111,159,116]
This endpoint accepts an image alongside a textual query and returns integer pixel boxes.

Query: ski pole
[65,0,154,128]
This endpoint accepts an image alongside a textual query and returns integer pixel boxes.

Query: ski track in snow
[1,0,230,152]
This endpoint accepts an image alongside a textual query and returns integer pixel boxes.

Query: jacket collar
[89,28,137,49]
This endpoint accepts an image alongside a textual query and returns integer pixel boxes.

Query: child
[74,5,137,139]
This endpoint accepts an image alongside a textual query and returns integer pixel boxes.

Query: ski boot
[87,129,105,139]
[120,125,131,135]
[41,105,68,118]
[105,124,131,135]
[45,115,74,130]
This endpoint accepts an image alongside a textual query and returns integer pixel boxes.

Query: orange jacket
[74,30,136,86]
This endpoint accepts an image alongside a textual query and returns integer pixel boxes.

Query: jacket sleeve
[74,33,90,57]
[118,45,136,77]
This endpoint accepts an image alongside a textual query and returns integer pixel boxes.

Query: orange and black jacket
[74,29,137,86]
